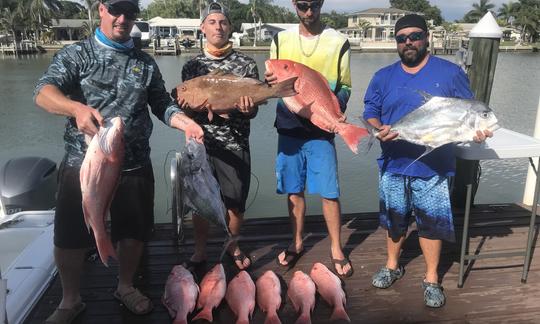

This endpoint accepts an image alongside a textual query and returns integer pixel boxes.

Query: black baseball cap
[102,0,140,13]
[395,14,427,34]
[202,1,230,23]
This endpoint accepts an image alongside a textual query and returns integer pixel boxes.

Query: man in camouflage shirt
[177,1,257,271]
[34,0,203,322]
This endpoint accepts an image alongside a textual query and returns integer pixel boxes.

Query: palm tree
[355,19,371,39]
[0,7,21,46]
[514,8,539,43]
[82,0,99,33]
[27,0,62,42]
[466,0,496,22]
[498,2,517,25]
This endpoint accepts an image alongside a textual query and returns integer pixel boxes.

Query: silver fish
[389,91,499,152]
[178,139,230,235]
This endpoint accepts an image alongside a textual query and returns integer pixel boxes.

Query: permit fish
[265,59,369,154]
[310,262,350,323]
[226,270,256,324]
[80,116,124,267]
[162,265,199,324]
[192,263,227,322]
[384,91,499,156]
[178,139,229,235]
[173,69,297,121]
[288,271,316,324]
[256,270,282,324]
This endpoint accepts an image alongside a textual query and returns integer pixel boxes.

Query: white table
[455,128,540,287]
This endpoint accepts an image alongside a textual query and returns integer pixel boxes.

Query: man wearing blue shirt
[363,14,491,308]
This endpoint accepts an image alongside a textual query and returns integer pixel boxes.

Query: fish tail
[294,312,312,324]
[338,123,370,154]
[96,236,117,267]
[271,76,298,98]
[192,307,213,322]
[330,305,350,322]
[264,311,282,324]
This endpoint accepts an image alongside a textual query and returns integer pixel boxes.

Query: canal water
[0,51,539,222]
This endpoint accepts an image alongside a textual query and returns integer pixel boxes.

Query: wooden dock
[152,40,181,56]
[23,203,540,323]
[0,42,40,55]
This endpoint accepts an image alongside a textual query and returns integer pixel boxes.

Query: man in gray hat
[176,0,258,273]
[35,0,203,322]
[363,14,492,308]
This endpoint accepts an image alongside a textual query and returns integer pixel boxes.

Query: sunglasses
[395,31,426,44]
[106,4,137,20]
[295,1,322,12]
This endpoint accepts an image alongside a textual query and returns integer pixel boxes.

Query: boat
[0,157,58,324]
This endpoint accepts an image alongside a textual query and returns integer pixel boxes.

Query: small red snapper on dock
[226,270,256,324]
[79,116,124,266]
[256,270,282,324]
[310,262,350,322]
[192,263,226,322]
[265,59,369,154]
[162,265,199,324]
[288,270,316,324]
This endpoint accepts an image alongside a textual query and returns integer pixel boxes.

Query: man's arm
[336,41,352,113]
[169,112,204,143]
[35,85,103,137]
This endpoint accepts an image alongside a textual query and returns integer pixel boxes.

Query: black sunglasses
[106,4,137,20]
[296,1,322,12]
[395,31,426,44]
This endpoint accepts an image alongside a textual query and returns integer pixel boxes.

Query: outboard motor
[0,157,57,216]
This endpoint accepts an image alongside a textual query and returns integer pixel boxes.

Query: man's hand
[235,96,255,115]
[473,129,493,143]
[377,125,399,142]
[170,112,204,143]
[73,104,103,137]
[264,71,278,85]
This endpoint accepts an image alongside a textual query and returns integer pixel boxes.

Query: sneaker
[372,265,404,288]
[422,281,446,308]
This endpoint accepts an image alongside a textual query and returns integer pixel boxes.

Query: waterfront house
[147,17,201,41]
[50,19,98,42]
[240,23,296,41]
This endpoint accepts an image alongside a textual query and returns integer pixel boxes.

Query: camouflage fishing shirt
[181,50,259,151]
[34,37,181,170]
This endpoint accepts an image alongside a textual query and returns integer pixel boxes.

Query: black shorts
[207,147,251,213]
[54,160,155,249]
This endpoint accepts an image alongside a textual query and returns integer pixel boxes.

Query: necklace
[298,32,321,57]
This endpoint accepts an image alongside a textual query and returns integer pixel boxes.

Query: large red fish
[256,270,282,324]
[226,270,256,324]
[310,262,350,322]
[192,263,226,322]
[288,271,316,324]
[80,116,124,266]
[265,59,369,153]
[162,265,199,324]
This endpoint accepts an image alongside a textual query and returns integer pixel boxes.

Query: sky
[139,0,509,22]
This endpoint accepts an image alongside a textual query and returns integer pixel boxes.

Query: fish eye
[181,86,187,91]
[284,64,288,70]
[481,112,489,118]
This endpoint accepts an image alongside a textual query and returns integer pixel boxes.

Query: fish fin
[192,307,213,322]
[294,313,311,324]
[95,235,117,267]
[264,312,282,324]
[415,89,433,102]
[402,146,434,174]
[207,109,214,122]
[359,119,379,153]
[271,77,298,98]
[217,113,230,119]
[329,305,350,323]
[337,123,370,154]
[209,68,227,76]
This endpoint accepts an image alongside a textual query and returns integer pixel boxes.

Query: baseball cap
[102,0,140,13]
[395,14,428,34]
[201,1,230,23]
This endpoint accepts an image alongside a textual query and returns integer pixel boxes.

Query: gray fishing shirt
[181,50,259,151]
[34,37,181,170]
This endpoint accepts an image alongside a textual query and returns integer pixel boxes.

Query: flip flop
[229,251,252,270]
[44,302,86,324]
[113,287,153,315]
[276,249,305,269]
[331,257,354,279]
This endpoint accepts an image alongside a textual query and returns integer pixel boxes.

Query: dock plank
[24,203,540,323]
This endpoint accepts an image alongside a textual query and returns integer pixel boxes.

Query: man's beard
[398,42,428,67]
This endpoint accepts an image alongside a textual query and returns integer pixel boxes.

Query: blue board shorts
[379,172,455,242]
[276,134,339,199]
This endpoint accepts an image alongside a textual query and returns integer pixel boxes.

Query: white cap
[469,12,502,39]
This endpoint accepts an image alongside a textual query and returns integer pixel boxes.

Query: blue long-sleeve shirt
[363,56,474,177]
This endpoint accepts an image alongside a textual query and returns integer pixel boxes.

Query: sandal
[45,302,86,324]
[331,257,354,279]
[276,249,305,268]
[113,287,154,315]
[228,250,251,270]
[182,259,207,273]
